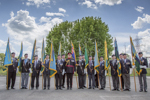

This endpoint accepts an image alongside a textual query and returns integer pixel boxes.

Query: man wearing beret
[31,55,42,90]
[121,53,132,91]
[21,53,31,89]
[138,52,148,92]
[87,56,95,89]
[110,54,119,91]
[65,52,76,90]
[61,54,66,88]
[7,52,18,90]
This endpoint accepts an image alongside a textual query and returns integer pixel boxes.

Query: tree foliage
[46,16,113,58]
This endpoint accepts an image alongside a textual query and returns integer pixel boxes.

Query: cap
[68,52,72,55]
[138,52,143,54]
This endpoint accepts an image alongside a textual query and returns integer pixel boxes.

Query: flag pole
[29,73,32,89]
[86,74,88,88]
[19,73,21,89]
[130,37,137,92]
[120,76,123,91]
[7,70,8,90]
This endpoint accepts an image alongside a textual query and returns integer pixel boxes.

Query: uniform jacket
[32,60,42,76]
[21,59,31,73]
[56,59,64,74]
[110,60,118,76]
[87,60,94,75]
[43,59,50,75]
[99,60,105,76]
[139,57,148,74]
[121,59,132,74]
[77,60,85,75]
[8,57,18,72]
[65,58,76,74]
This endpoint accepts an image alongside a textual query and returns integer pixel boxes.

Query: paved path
[0,76,149,100]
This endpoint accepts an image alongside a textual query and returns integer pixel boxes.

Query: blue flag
[3,38,12,71]
[30,39,36,64]
[18,42,23,73]
[94,40,99,73]
[49,41,57,78]
[71,42,76,62]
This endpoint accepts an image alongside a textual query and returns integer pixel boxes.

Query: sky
[0,0,150,58]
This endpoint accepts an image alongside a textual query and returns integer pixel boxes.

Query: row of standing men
[7,52,148,92]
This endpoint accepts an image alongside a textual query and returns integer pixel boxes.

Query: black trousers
[67,73,73,88]
[55,73,62,88]
[78,74,84,88]
[95,74,98,87]
[8,72,16,88]
[62,73,66,86]
[43,74,50,88]
[121,76,124,89]
[31,75,39,88]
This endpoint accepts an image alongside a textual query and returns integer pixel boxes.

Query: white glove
[84,69,87,74]
[94,70,96,75]
[132,66,135,68]
[62,69,65,75]
[140,65,147,69]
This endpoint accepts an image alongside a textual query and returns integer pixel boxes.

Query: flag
[94,40,99,73]
[84,44,88,68]
[58,42,61,56]
[79,43,82,55]
[30,39,36,73]
[130,37,141,75]
[49,41,57,78]
[114,39,122,77]
[104,40,109,70]
[18,42,23,73]
[3,38,12,71]
[71,42,76,62]
[41,38,45,73]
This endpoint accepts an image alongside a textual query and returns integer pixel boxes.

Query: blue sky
[0,0,150,58]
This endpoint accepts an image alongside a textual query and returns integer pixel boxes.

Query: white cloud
[94,0,123,6]
[59,8,66,13]
[131,14,150,29]
[46,12,64,17]
[135,6,144,13]
[10,11,14,18]
[26,0,50,8]
[2,10,63,57]
[79,0,97,9]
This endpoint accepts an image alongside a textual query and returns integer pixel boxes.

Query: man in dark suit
[77,55,85,89]
[138,52,148,92]
[121,53,132,91]
[61,54,66,88]
[82,55,86,88]
[55,55,63,90]
[65,52,76,90]
[110,54,119,91]
[7,52,18,90]
[119,53,124,89]
[43,54,50,90]
[87,56,95,89]
[21,53,31,89]
[31,55,42,90]
[99,56,105,90]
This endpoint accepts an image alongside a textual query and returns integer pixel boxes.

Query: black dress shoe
[59,88,62,90]
[116,89,120,91]
[84,86,86,88]
[100,88,104,90]
[144,90,147,92]
[112,89,116,91]
[43,88,46,90]
[62,86,65,88]
[21,87,24,89]
[82,87,84,89]
[11,87,15,89]
[139,90,143,92]
[24,87,27,89]
[93,88,95,89]
[78,87,81,89]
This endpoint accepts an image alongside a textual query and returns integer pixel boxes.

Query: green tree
[0,53,5,68]
[46,16,113,58]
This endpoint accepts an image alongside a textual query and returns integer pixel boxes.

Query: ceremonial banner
[94,40,99,74]
[49,41,57,78]
[130,37,141,75]
[104,40,109,71]
[58,42,61,56]
[114,39,122,77]
[84,44,88,68]
[71,42,76,62]
[79,43,82,55]
[30,39,36,73]
[3,38,12,71]
[18,42,23,73]
[41,38,45,73]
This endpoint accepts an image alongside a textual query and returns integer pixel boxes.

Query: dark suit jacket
[121,59,132,74]
[140,57,148,74]
[21,59,31,73]
[43,59,50,75]
[99,61,105,76]
[77,60,85,75]
[87,60,94,75]
[32,60,42,76]
[8,58,18,72]
[110,60,118,76]
[61,59,66,70]
[56,59,63,74]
